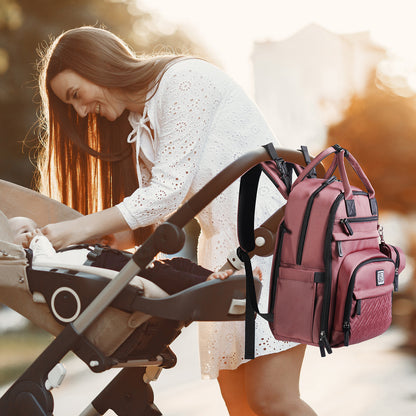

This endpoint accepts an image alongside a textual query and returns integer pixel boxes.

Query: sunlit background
[138,0,416,93]
[1,1,416,414]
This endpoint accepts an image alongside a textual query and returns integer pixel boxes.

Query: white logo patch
[376,270,385,286]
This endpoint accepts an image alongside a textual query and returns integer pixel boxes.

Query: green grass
[0,328,54,386]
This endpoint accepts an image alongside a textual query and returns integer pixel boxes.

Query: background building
[252,23,386,151]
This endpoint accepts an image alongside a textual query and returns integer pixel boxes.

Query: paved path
[2,325,416,415]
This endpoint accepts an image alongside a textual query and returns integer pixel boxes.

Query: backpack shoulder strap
[263,143,293,191]
[300,145,317,178]
[237,247,273,359]
[238,143,292,252]
[238,163,263,253]
[237,143,294,358]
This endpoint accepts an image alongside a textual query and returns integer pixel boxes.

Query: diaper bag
[238,144,406,358]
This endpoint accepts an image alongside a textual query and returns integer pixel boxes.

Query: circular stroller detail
[51,286,82,323]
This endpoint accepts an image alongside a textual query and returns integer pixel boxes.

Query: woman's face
[50,69,126,121]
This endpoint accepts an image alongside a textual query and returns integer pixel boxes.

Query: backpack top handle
[292,144,376,217]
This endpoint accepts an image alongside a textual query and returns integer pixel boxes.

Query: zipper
[340,219,354,235]
[296,176,337,265]
[343,322,351,346]
[379,230,400,292]
[269,222,289,312]
[391,245,400,292]
[319,192,345,356]
[319,331,332,357]
[346,216,378,222]
[320,190,376,354]
[339,216,378,236]
[342,257,394,346]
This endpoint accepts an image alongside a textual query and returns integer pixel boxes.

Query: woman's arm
[41,206,131,250]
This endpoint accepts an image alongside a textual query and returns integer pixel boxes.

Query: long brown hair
[37,26,182,244]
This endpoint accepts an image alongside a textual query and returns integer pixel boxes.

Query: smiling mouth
[95,103,100,115]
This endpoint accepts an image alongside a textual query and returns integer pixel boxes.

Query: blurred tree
[327,72,416,214]
[328,70,416,350]
[0,0,207,188]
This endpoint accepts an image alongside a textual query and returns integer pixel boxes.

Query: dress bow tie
[127,107,155,187]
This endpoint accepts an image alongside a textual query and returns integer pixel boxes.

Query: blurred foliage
[327,71,416,214]
[328,70,416,351]
[0,0,207,188]
[393,232,416,351]
[0,327,53,385]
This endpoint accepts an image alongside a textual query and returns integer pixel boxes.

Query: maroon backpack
[238,144,406,358]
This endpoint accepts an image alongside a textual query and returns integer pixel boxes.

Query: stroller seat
[0,209,259,416]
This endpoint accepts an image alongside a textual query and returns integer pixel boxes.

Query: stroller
[0,146,317,415]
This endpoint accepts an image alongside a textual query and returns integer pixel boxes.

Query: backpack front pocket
[331,249,395,347]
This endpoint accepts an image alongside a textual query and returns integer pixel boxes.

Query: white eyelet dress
[116,59,298,379]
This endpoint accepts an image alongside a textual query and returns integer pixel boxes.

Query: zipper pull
[394,268,399,292]
[319,332,332,357]
[378,225,385,244]
[356,299,361,316]
[325,176,337,186]
[340,218,353,236]
[337,241,343,257]
[392,245,401,291]
[343,321,351,346]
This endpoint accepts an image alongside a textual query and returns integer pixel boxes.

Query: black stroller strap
[83,245,133,266]
[84,245,106,266]
[57,244,94,253]
[24,248,33,268]
[57,244,106,266]
[56,244,98,265]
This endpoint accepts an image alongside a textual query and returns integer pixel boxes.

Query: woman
[37,26,316,415]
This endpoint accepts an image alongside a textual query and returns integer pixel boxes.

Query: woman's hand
[102,229,136,250]
[41,207,132,250]
[206,266,263,282]
[252,266,263,281]
[206,269,234,281]
[41,219,86,250]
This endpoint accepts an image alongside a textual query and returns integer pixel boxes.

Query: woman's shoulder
[164,57,219,76]
[158,57,231,91]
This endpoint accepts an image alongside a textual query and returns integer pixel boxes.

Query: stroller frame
[0,146,318,415]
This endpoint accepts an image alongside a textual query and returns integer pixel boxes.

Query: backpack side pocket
[271,267,323,345]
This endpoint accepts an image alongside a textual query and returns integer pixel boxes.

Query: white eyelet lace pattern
[116,59,298,379]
